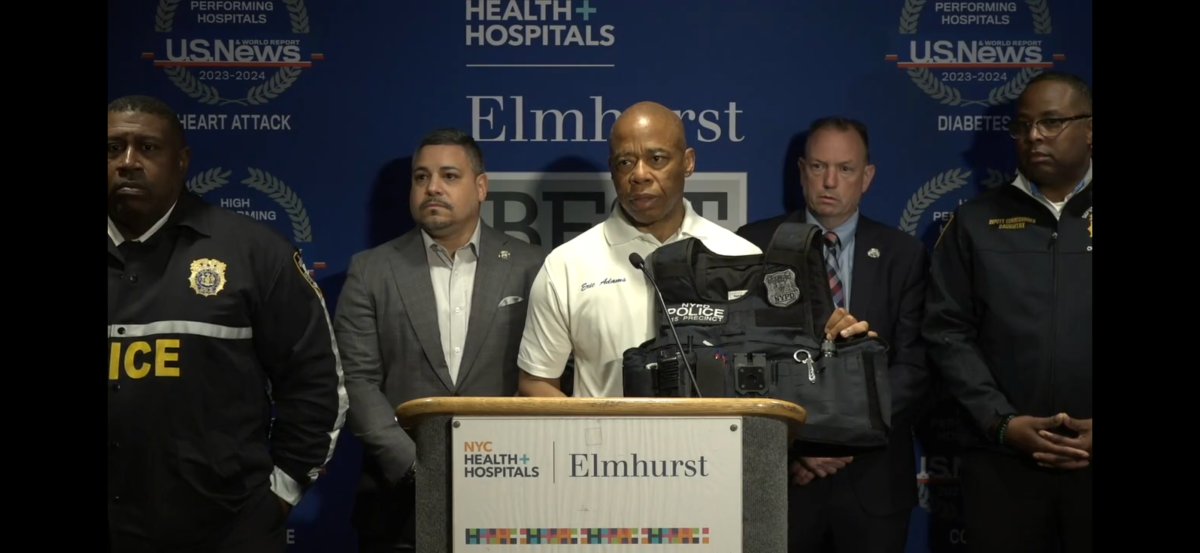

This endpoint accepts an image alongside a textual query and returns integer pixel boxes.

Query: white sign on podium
[451,416,743,550]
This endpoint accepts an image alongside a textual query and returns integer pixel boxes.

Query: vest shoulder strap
[762,221,820,267]
[646,238,694,281]
[761,220,836,339]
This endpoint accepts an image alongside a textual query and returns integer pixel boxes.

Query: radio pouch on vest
[621,221,893,449]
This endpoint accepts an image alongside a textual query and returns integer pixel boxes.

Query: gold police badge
[189,258,228,297]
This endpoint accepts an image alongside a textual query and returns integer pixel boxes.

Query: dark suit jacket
[737,211,930,516]
[333,223,545,544]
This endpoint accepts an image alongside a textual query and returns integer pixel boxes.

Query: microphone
[629,252,702,398]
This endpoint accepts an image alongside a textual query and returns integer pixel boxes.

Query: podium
[396,397,806,552]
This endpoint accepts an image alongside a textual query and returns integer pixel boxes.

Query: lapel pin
[499,250,510,259]
[868,248,880,258]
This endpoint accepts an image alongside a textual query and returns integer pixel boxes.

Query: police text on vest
[666,303,728,325]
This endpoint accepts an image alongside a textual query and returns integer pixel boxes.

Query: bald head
[609,101,688,153]
[606,101,696,234]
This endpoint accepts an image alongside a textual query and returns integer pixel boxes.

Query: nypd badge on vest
[764,269,800,307]
[666,302,728,325]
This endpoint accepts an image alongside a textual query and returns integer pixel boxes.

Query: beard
[420,216,454,233]
[417,197,454,234]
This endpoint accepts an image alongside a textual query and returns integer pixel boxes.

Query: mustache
[421,198,452,209]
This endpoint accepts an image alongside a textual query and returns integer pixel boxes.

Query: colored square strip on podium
[464,528,710,545]
[464,528,577,545]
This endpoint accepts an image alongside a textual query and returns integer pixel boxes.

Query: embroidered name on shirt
[988,216,1036,230]
[580,277,627,291]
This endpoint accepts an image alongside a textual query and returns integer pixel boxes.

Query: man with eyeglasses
[923,71,1092,553]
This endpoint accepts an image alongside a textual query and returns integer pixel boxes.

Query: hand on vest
[824,307,877,340]
[1034,415,1092,470]
[1004,413,1089,470]
[790,456,854,485]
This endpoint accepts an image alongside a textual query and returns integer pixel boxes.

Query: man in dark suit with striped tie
[737,117,931,552]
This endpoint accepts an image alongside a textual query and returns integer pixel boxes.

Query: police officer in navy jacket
[923,72,1093,553]
[107,95,348,553]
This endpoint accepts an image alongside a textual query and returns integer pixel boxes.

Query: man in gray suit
[333,128,546,552]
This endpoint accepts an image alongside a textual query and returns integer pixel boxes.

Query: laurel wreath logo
[185,167,313,243]
[897,0,1051,107]
[155,0,310,106]
[185,167,232,194]
[243,168,314,242]
[898,168,972,236]
[898,0,925,34]
[1027,0,1052,34]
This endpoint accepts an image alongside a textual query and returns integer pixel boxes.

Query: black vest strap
[652,238,762,304]
[760,220,835,340]
[651,239,697,281]
[762,220,818,269]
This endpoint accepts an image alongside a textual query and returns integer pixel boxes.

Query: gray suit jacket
[334,223,544,498]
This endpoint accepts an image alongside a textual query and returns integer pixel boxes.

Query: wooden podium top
[396,397,806,436]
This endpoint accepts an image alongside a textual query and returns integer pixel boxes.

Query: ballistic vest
[621,221,892,449]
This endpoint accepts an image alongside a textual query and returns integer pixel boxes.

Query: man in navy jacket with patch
[923,71,1092,553]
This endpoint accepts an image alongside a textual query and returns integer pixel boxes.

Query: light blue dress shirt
[805,209,859,311]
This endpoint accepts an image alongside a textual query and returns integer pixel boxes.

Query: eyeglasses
[1007,115,1091,139]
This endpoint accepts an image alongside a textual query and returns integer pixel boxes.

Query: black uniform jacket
[107,192,347,547]
[923,179,1092,451]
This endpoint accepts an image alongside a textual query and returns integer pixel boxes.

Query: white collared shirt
[1011,160,1093,219]
[108,201,178,246]
[517,200,762,397]
[420,220,482,384]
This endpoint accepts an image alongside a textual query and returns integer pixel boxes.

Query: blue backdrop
[107,1,1092,550]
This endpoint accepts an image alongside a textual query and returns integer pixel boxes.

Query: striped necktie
[823,231,845,309]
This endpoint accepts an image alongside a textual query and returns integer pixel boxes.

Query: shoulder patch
[293,251,323,299]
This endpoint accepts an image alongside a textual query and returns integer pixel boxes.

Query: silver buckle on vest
[794,350,816,384]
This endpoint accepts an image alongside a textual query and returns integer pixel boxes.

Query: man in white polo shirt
[517,101,873,398]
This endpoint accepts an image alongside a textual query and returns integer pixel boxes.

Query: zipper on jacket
[1048,230,1058,414]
